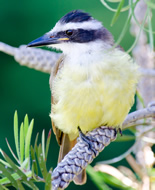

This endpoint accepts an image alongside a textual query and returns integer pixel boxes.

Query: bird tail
[58,133,87,185]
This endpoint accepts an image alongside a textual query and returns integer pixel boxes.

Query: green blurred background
[0,0,138,189]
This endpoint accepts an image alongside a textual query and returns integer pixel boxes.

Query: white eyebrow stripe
[50,20,103,33]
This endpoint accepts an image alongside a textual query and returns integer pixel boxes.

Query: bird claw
[117,128,123,136]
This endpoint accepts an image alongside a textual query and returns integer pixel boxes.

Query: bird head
[28,10,114,53]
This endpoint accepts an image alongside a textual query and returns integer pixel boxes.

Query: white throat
[49,40,112,66]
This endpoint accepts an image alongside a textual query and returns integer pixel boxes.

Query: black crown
[60,10,93,24]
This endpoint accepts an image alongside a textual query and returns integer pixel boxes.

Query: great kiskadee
[28,10,139,185]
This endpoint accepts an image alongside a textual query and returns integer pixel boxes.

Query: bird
[28,10,139,185]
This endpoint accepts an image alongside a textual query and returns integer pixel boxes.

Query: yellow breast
[50,49,139,140]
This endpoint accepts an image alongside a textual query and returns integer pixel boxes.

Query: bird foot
[77,126,97,157]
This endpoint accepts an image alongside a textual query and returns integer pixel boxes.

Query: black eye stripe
[57,29,92,36]
[55,28,113,44]
[56,29,96,42]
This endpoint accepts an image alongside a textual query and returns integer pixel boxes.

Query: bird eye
[66,30,73,36]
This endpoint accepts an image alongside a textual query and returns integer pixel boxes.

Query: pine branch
[0,42,60,73]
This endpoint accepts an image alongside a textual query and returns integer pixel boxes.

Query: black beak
[27,34,69,47]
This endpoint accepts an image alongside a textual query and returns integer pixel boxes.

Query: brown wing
[50,55,64,145]
[50,54,86,185]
